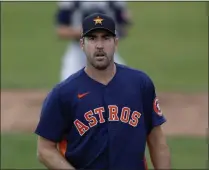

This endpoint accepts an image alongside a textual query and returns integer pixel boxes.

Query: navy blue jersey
[35,63,166,170]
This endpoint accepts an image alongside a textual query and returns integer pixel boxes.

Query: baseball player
[35,13,171,170]
[55,0,131,81]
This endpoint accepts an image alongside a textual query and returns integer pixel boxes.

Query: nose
[96,40,104,49]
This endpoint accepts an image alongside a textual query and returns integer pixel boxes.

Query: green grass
[1,2,208,91]
[1,133,207,169]
[1,133,44,169]
[1,2,64,89]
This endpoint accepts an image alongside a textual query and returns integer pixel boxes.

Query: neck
[84,62,116,85]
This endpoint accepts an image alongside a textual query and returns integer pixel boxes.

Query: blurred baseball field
[1,2,208,169]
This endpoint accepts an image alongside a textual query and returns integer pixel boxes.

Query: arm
[142,73,171,169]
[56,25,81,40]
[147,126,171,169]
[55,1,81,40]
[34,87,74,169]
[37,136,75,170]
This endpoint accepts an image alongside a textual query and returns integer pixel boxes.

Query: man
[35,13,171,170]
[56,1,131,81]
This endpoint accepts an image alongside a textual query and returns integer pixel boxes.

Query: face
[80,29,118,70]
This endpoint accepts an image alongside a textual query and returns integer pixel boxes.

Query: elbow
[36,136,59,165]
[37,148,45,163]
[36,143,58,163]
[37,145,52,164]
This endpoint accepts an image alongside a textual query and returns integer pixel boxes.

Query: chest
[68,81,144,135]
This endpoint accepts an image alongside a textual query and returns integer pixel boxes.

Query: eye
[88,36,95,41]
[104,36,111,40]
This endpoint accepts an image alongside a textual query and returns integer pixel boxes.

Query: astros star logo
[93,16,103,25]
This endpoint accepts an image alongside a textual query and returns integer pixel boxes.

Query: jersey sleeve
[34,87,67,142]
[142,75,166,135]
[55,1,77,26]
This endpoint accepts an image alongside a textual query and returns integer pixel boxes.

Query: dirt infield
[1,90,208,136]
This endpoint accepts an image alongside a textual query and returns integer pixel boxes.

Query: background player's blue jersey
[35,64,166,170]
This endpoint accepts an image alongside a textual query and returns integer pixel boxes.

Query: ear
[114,37,119,50]
[80,38,84,50]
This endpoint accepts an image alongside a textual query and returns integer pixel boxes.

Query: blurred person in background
[55,0,132,81]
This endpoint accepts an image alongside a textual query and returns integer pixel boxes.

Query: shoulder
[49,69,85,99]
[117,64,153,84]
[117,64,156,96]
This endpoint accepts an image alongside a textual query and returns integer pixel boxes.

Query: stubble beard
[91,54,114,70]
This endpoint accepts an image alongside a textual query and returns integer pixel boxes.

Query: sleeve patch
[153,97,163,116]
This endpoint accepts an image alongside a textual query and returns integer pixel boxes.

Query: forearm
[149,143,171,169]
[56,26,81,40]
[38,147,75,170]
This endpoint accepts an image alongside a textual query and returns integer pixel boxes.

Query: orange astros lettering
[129,111,141,127]
[108,105,119,121]
[74,106,142,136]
[94,107,105,123]
[120,107,131,123]
[84,110,98,127]
[74,119,89,136]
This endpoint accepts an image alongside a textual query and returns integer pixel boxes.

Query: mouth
[95,53,106,60]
